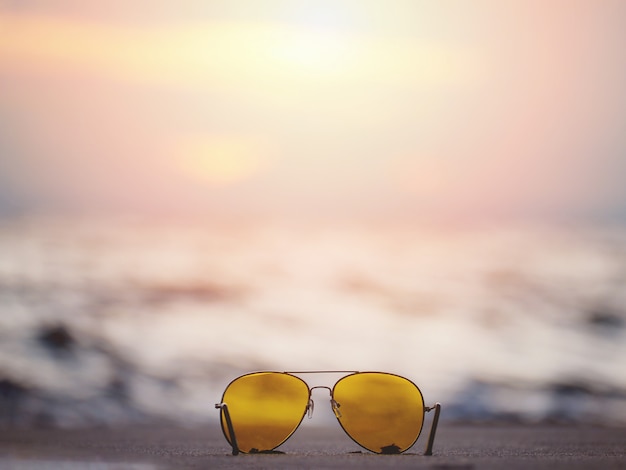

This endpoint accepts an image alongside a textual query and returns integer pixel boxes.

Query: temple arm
[215,403,240,455]
[423,403,442,456]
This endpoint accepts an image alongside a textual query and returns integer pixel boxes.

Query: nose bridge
[307,385,342,419]
[307,386,330,419]
[309,385,333,396]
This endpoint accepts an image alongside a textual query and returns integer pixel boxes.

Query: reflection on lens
[333,372,425,454]
[220,372,309,453]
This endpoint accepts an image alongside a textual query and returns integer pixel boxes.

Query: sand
[1,422,625,469]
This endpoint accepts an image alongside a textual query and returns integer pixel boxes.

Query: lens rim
[331,371,426,454]
[218,371,311,453]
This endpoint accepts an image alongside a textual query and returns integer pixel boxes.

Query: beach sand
[1,422,625,469]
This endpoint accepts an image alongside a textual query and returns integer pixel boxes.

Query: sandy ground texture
[0,422,625,469]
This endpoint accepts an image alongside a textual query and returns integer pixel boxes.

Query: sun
[176,135,271,186]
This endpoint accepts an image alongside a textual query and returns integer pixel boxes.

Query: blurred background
[1,0,626,428]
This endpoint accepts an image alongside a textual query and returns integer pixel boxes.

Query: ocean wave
[1,217,626,427]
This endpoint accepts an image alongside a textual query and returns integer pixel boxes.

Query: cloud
[0,13,484,93]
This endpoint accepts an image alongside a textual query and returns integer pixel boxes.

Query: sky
[2,0,626,224]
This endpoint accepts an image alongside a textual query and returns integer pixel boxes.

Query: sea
[1,215,625,428]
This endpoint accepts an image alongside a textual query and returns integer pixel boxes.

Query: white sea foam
[1,216,625,426]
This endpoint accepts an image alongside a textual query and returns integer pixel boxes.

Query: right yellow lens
[220,372,310,453]
[333,372,425,454]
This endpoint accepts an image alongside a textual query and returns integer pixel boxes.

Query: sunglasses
[215,371,441,456]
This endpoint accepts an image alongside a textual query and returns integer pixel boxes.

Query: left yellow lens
[220,372,309,453]
[333,372,425,454]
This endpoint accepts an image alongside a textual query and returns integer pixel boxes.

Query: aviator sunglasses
[215,371,442,455]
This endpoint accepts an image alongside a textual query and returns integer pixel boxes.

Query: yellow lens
[333,372,424,454]
[220,372,309,453]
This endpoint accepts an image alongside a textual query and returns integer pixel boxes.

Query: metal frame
[215,370,442,456]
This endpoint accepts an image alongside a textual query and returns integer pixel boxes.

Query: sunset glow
[1,1,626,222]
